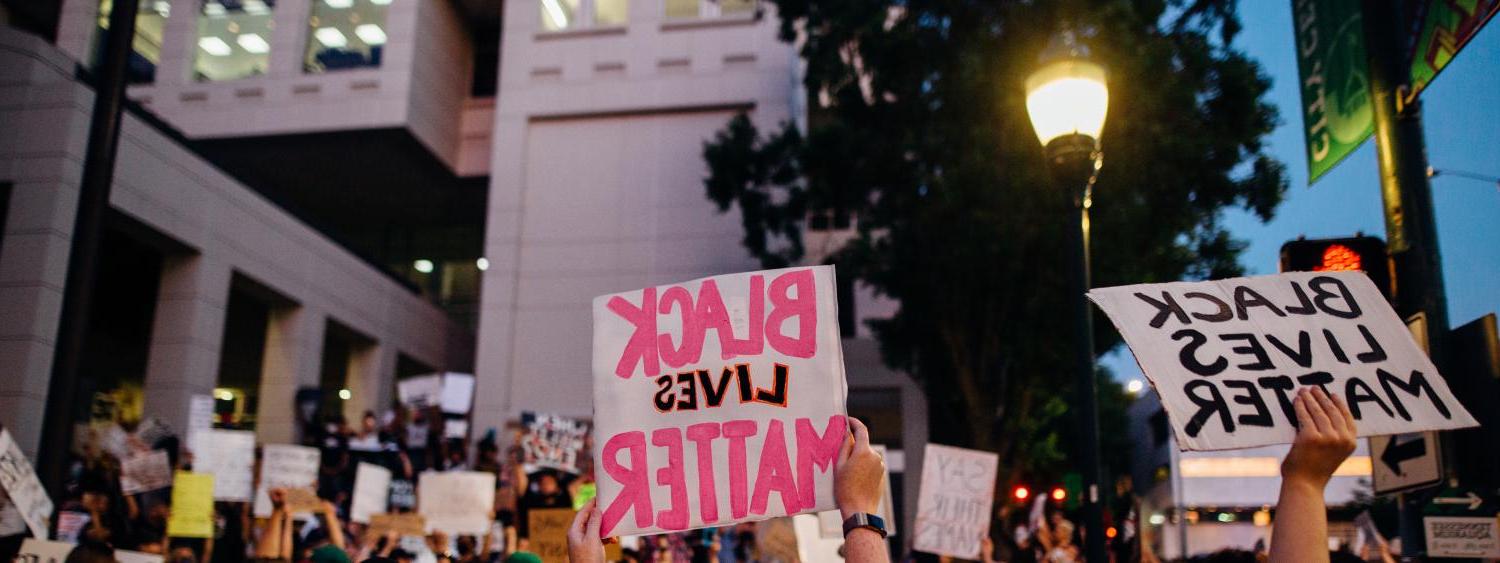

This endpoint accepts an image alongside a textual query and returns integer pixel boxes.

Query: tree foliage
[702,0,1287,485]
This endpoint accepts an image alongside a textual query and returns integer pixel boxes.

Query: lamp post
[1026,32,1109,563]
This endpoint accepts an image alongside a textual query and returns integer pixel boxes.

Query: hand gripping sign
[591,266,849,537]
[1089,271,1478,451]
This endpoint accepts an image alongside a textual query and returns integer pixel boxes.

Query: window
[191,0,275,82]
[93,0,170,83]
[539,0,626,31]
[664,0,754,19]
[304,0,390,73]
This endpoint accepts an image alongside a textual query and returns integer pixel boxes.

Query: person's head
[536,472,560,495]
[64,540,114,563]
[362,411,378,433]
[1053,519,1075,547]
[166,545,198,563]
[390,548,416,563]
[504,552,542,563]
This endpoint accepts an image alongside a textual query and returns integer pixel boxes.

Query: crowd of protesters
[2,388,1359,563]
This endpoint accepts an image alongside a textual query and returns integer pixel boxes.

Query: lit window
[539,0,625,30]
[304,0,390,73]
[663,0,755,19]
[191,0,276,82]
[93,0,171,83]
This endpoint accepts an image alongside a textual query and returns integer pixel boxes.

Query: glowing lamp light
[315,27,349,48]
[1125,379,1144,394]
[338,388,352,400]
[413,259,434,273]
[197,36,232,56]
[236,33,270,54]
[215,389,234,401]
[1106,527,1118,539]
[1253,509,1271,527]
[1025,59,1109,147]
[355,23,387,46]
[1013,486,1030,501]
[1148,513,1166,526]
[1051,487,1067,501]
[476,257,490,271]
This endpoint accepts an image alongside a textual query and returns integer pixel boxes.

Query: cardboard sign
[120,450,173,494]
[0,429,54,539]
[528,508,575,562]
[115,550,165,563]
[418,471,495,535]
[16,539,74,563]
[369,513,428,538]
[351,462,393,524]
[254,444,321,516]
[189,429,255,500]
[166,472,215,538]
[1424,516,1500,558]
[0,489,29,536]
[913,444,998,559]
[397,375,443,409]
[1089,272,1479,450]
[591,266,849,537]
[520,412,590,474]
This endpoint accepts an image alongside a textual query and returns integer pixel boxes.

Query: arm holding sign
[838,418,890,563]
[1269,388,1357,563]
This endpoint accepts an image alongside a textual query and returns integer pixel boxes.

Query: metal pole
[36,0,140,501]
[1066,180,1107,563]
[1361,1,1449,559]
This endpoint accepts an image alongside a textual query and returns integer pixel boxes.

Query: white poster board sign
[120,450,174,494]
[1424,516,1500,558]
[591,266,849,537]
[519,412,590,474]
[0,429,54,539]
[189,429,256,501]
[115,550,166,563]
[912,444,998,559]
[187,394,216,437]
[439,373,476,415]
[1089,272,1479,450]
[254,444,321,516]
[351,462,392,524]
[418,471,495,535]
[16,538,73,563]
[397,375,443,409]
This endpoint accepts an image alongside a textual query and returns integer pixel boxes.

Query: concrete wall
[53,0,478,174]
[0,27,459,455]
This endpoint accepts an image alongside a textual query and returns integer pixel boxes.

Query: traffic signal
[1279,235,1391,297]
[1050,487,1067,502]
[1013,485,1031,502]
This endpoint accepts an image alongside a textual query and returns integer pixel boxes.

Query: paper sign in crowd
[1090,271,1479,450]
[519,411,591,474]
[398,373,477,415]
[527,508,575,563]
[166,472,214,538]
[418,471,495,535]
[120,451,173,495]
[352,462,393,524]
[189,429,255,501]
[912,444,999,559]
[254,444,321,517]
[591,266,849,537]
[0,429,54,540]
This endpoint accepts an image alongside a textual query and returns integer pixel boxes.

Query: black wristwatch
[842,512,888,539]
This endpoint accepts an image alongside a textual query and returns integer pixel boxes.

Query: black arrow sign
[1381,436,1427,475]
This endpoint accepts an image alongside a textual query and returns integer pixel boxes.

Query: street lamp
[1026,31,1109,563]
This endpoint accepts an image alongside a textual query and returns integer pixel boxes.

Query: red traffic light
[1051,487,1066,501]
[1279,236,1390,297]
[1013,486,1030,501]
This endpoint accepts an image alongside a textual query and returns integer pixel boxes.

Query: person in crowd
[1268,388,1359,563]
[1034,515,1078,563]
[516,469,571,539]
[566,418,890,563]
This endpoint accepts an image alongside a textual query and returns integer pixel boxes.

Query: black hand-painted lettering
[1323,328,1351,364]
[1257,375,1298,427]
[1377,368,1451,421]
[653,375,676,411]
[676,371,699,410]
[1354,324,1388,363]
[1266,331,1313,368]
[1309,275,1362,319]
[1344,377,1393,420]
[1284,281,1317,315]
[1184,380,1235,436]
[1221,333,1274,371]
[1233,286,1287,320]
[1295,371,1335,397]
[699,369,732,407]
[1224,380,1273,427]
[1172,329,1228,376]
[1135,292,1191,328]
[1183,292,1233,322]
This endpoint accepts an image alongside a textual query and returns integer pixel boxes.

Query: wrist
[840,505,879,520]
[1280,474,1328,494]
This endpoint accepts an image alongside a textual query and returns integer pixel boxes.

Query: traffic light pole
[1361,1,1449,559]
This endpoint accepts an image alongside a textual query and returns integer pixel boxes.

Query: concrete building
[1126,390,1374,558]
[4,0,929,546]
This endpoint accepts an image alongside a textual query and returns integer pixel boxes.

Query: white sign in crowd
[418,471,496,536]
[253,444,322,517]
[188,429,256,501]
[0,430,53,540]
[912,444,999,559]
[591,266,850,537]
[351,462,393,524]
[1090,271,1478,450]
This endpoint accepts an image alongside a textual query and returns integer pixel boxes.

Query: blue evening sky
[1101,4,1500,383]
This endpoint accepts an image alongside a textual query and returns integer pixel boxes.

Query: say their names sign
[591,266,849,537]
[1090,271,1479,450]
[0,429,53,539]
[913,444,998,559]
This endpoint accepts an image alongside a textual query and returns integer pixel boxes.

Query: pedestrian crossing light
[1013,485,1031,502]
[1051,487,1067,502]
[1279,235,1391,297]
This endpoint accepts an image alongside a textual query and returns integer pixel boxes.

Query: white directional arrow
[1434,492,1484,511]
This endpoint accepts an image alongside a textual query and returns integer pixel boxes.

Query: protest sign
[913,444,998,559]
[0,489,28,536]
[16,539,74,563]
[520,412,590,474]
[1424,516,1500,558]
[591,266,849,537]
[528,508,575,563]
[390,479,417,510]
[0,429,54,539]
[254,444,321,516]
[187,394,215,437]
[1089,271,1479,450]
[418,471,495,535]
[189,429,255,500]
[120,450,173,494]
[440,373,476,414]
[133,418,173,449]
[369,513,428,538]
[166,472,214,538]
[115,550,165,563]
[398,375,443,409]
[55,511,88,543]
[351,462,392,524]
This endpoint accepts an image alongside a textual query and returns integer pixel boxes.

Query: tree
[702,0,1287,484]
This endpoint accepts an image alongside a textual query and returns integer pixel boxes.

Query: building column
[141,253,231,435]
[255,304,325,444]
[343,340,397,422]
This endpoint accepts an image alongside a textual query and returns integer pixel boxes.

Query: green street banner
[1292,0,1375,183]
[1404,0,1500,97]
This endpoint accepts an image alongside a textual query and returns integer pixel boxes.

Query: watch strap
[842,512,888,539]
